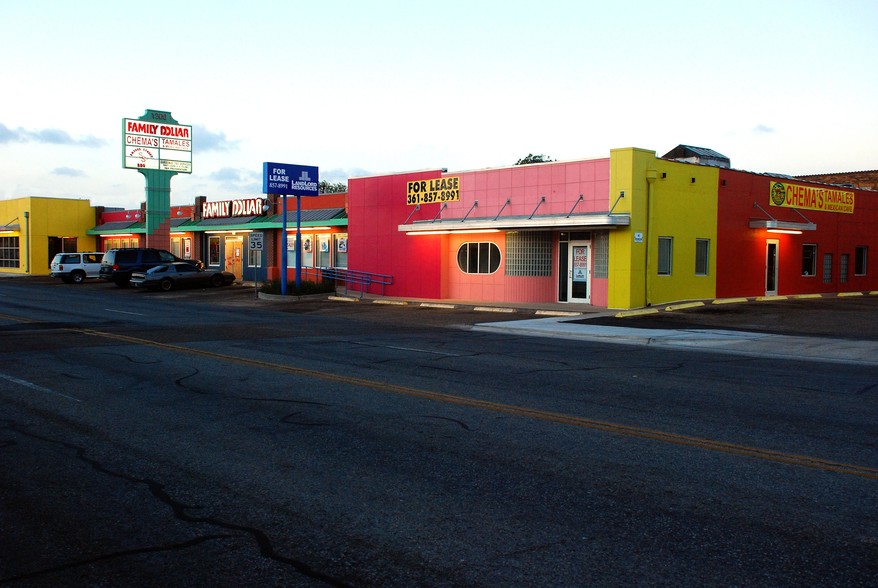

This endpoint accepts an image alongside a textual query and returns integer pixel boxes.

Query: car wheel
[209,274,224,287]
[159,278,173,292]
[71,271,86,284]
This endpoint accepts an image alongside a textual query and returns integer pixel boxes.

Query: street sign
[249,232,264,251]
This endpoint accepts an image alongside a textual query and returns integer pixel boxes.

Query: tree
[515,154,555,165]
[319,180,347,194]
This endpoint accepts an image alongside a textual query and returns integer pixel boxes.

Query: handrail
[314,266,393,298]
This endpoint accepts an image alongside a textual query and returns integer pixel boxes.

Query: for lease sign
[406,176,460,205]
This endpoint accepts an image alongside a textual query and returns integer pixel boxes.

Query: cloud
[206,167,262,193]
[754,124,776,134]
[320,167,372,183]
[52,167,86,177]
[208,167,256,182]
[0,122,105,146]
[193,125,240,152]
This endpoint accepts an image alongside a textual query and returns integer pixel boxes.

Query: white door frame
[567,241,591,303]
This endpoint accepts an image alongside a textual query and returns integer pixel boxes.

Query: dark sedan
[130,262,236,291]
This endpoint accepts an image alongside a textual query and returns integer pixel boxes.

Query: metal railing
[313,267,393,298]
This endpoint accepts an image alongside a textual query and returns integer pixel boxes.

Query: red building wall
[348,170,446,299]
[717,170,878,297]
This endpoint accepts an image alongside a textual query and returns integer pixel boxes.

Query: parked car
[130,262,236,291]
[50,252,104,284]
[99,248,203,287]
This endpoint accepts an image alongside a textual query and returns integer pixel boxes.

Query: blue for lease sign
[263,162,319,196]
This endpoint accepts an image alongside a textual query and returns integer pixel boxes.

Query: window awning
[400,212,630,234]
[749,202,816,233]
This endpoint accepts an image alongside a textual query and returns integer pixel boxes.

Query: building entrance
[765,239,779,296]
[567,241,590,303]
[225,236,244,281]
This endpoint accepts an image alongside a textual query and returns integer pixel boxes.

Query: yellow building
[608,148,719,309]
[0,197,98,275]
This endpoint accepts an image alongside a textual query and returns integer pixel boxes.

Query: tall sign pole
[262,162,319,295]
[123,110,192,249]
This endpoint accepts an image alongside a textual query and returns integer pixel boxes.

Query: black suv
[99,248,202,286]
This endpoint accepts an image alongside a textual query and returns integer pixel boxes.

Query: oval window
[456,242,501,274]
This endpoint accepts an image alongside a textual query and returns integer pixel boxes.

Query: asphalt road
[1,279,876,586]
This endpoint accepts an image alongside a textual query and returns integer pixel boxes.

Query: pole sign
[122,109,191,250]
[249,232,264,251]
[123,115,192,173]
[262,162,319,196]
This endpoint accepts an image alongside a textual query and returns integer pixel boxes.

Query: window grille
[593,232,609,279]
[0,237,20,268]
[822,253,833,284]
[505,232,551,276]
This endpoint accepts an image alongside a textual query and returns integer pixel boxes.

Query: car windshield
[146,265,171,274]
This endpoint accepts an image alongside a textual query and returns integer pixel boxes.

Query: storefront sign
[202,198,268,219]
[572,246,588,281]
[123,118,192,173]
[769,181,854,214]
[406,176,461,205]
[263,162,320,196]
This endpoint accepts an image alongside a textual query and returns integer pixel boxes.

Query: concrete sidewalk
[473,315,878,366]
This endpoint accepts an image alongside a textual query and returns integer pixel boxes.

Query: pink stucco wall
[348,159,611,304]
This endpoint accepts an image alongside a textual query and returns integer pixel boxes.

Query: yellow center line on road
[2,312,876,481]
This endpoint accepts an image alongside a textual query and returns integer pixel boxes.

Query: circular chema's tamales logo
[770,182,787,206]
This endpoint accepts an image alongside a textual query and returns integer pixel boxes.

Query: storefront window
[286,234,296,267]
[335,233,348,268]
[317,234,331,268]
[302,234,314,267]
[248,250,262,268]
[0,236,20,268]
[208,236,221,266]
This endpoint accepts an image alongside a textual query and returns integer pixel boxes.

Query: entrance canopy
[399,212,629,234]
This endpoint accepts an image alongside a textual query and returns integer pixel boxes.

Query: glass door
[765,239,778,296]
[567,241,590,303]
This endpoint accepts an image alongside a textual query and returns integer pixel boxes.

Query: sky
[2,0,877,210]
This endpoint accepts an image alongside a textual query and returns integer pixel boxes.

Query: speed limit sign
[249,232,264,250]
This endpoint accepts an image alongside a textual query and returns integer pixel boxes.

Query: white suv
[50,252,104,284]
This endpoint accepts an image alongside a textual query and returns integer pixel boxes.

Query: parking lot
[10,274,878,340]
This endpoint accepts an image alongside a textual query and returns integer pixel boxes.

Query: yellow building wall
[0,197,97,275]
[608,148,718,309]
